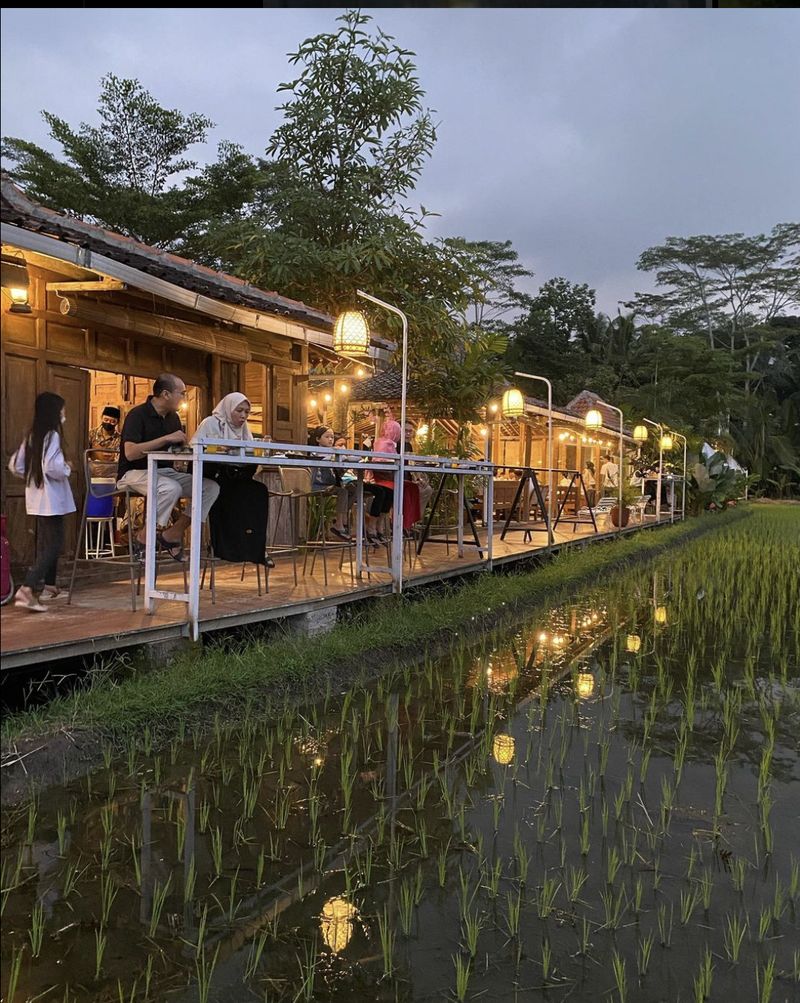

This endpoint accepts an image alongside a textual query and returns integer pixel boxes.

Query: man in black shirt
[116,373,220,559]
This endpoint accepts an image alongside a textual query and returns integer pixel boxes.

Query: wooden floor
[1,515,674,669]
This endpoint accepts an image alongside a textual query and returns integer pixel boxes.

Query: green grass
[1,506,760,749]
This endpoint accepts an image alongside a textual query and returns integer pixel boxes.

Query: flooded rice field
[2,510,799,1002]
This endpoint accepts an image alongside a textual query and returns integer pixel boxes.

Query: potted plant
[610,483,641,528]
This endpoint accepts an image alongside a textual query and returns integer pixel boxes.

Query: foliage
[688,450,746,514]
[1,74,258,248]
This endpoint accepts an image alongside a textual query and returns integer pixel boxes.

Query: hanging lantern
[654,606,668,625]
[320,896,357,953]
[1,254,32,314]
[576,672,595,699]
[584,408,603,430]
[501,388,524,418]
[633,425,648,443]
[493,733,515,765]
[332,309,370,354]
[626,634,642,653]
[660,434,674,451]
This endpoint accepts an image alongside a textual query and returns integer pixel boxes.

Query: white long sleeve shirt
[9,432,76,516]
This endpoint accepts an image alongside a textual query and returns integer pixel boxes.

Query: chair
[631,496,651,523]
[68,450,141,610]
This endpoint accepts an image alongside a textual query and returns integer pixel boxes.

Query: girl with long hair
[8,392,75,611]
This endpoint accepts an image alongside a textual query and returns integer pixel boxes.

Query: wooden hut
[1,178,392,569]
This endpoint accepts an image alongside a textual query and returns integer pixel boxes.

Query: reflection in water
[492,733,515,765]
[625,633,642,652]
[320,896,357,953]
[654,604,668,624]
[575,672,595,699]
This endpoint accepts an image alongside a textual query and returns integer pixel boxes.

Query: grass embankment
[2,507,762,752]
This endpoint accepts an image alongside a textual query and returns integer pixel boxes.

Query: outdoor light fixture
[660,433,674,451]
[339,382,350,394]
[576,673,595,699]
[356,367,366,377]
[488,402,499,415]
[626,634,642,653]
[478,426,488,437]
[332,309,370,354]
[493,733,515,766]
[309,398,318,409]
[1,253,32,313]
[584,408,603,430]
[633,425,648,443]
[415,423,429,439]
[501,387,525,418]
[323,392,332,403]
[654,605,668,625]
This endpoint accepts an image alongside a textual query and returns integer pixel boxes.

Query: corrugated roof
[350,367,419,401]
[1,176,336,333]
[566,390,632,436]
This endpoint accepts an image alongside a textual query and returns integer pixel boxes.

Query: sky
[1,7,798,316]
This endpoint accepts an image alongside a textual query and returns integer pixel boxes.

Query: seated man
[116,373,219,560]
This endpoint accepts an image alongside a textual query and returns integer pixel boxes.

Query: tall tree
[2,73,258,248]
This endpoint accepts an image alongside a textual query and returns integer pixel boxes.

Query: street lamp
[639,417,665,522]
[584,398,624,533]
[670,431,688,522]
[335,291,408,594]
[511,372,554,550]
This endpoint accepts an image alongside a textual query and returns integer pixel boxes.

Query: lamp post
[638,417,665,522]
[511,372,554,550]
[670,431,687,522]
[584,399,624,534]
[339,290,408,594]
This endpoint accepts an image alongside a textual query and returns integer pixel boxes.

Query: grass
[2,508,750,751]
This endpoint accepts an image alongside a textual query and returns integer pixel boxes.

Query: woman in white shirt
[9,392,75,611]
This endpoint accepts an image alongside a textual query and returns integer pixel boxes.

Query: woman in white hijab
[194,392,254,442]
[193,393,273,568]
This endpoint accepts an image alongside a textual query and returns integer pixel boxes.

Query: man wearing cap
[89,406,121,450]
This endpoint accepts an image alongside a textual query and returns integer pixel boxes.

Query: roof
[350,367,419,402]
[2,176,336,334]
[566,390,633,436]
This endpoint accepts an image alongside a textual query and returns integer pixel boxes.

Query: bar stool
[85,487,117,558]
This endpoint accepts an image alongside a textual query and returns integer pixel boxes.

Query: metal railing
[144,439,495,639]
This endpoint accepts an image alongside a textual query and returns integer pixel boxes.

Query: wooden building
[1,178,392,569]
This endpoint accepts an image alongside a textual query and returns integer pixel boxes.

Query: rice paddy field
[1,505,798,1002]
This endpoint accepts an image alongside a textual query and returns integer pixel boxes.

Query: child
[9,392,75,611]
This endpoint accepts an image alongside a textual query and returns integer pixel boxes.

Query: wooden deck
[1,516,674,669]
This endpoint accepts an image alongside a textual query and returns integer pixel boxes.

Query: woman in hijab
[193,393,272,567]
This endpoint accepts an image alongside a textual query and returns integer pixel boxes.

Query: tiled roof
[1,176,333,330]
[350,367,421,401]
[566,390,632,435]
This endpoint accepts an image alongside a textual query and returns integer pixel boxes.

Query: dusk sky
[2,8,797,316]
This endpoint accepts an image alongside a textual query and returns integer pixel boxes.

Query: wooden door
[47,364,89,560]
[271,366,295,446]
[1,354,39,567]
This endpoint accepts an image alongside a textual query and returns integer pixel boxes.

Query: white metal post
[643,418,664,523]
[355,469,364,580]
[673,432,687,521]
[514,373,553,550]
[356,290,408,594]
[187,441,203,641]
[144,454,158,614]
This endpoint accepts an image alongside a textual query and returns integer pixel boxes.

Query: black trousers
[365,483,393,516]
[25,515,65,589]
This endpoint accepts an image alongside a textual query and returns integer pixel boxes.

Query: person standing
[599,453,619,496]
[8,392,75,611]
[582,459,596,508]
[116,373,219,560]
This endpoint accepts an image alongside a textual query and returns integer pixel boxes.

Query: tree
[2,74,258,248]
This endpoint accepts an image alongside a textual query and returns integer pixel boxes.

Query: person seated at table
[193,393,272,567]
[307,425,356,542]
[116,373,219,561]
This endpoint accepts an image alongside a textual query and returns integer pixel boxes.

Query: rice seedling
[757,906,771,942]
[148,874,172,937]
[578,914,592,956]
[453,953,471,1002]
[755,954,775,1003]
[461,902,484,957]
[606,846,622,886]
[28,900,45,957]
[637,931,654,976]
[541,937,554,985]
[657,901,674,947]
[567,864,588,904]
[730,856,747,893]
[377,904,395,979]
[723,913,747,963]
[612,950,627,1003]
[6,946,24,1002]
[195,944,221,1003]
[100,871,118,924]
[536,871,561,919]
[210,825,223,878]
[600,885,626,930]
[94,926,108,981]
[398,878,415,937]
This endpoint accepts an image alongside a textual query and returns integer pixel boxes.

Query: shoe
[14,588,48,613]
[131,540,146,563]
[39,587,63,601]
[366,534,380,546]
[265,556,276,569]
[157,533,185,562]
[329,526,352,542]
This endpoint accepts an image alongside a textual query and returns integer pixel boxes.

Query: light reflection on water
[2,527,798,1003]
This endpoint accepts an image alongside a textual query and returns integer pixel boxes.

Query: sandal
[39,587,63,601]
[14,588,48,613]
[157,533,185,562]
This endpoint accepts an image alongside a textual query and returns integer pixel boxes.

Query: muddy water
[2,517,798,1002]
